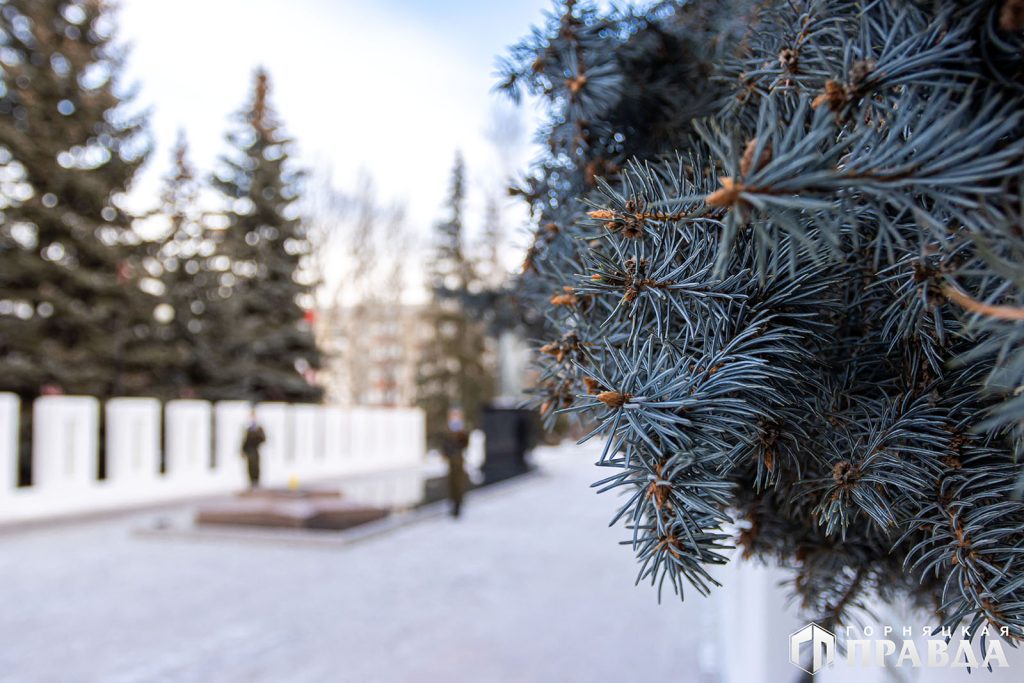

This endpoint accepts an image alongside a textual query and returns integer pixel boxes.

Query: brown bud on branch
[705,177,745,208]
[596,391,632,408]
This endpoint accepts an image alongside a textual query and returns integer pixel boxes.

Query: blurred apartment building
[317,300,532,409]
[317,303,427,407]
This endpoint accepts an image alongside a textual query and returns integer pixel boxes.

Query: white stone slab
[255,402,290,487]
[214,401,251,488]
[349,407,371,472]
[105,398,161,488]
[2,395,426,523]
[289,404,323,481]
[322,407,349,476]
[32,395,99,492]
[165,400,212,482]
[0,393,18,496]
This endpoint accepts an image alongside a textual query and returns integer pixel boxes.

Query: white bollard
[0,393,18,497]
[104,398,161,492]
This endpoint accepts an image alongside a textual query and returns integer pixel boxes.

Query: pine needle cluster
[500,0,1024,638]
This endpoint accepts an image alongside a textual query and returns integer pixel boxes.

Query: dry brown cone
[539,342,565,362]
[647,462,670,510]
[567,74,588,96]
[812,79,849,113]
[596,390,632,409]
[832,460,860,485]
[657,534,682,559]
[587,209,616,220]
[1002,0,1024,31]
[740,137,773,177]
[550,286,579,307]
[778,47,799,72]
[705,177,745,208]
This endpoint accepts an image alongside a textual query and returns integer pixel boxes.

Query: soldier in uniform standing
[443,406,470,518]
[241,408,266,489]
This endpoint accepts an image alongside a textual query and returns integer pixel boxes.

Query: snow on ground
[0,443,711,683]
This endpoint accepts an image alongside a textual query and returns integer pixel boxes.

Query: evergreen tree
[417,154,494,446]
[154,132,220,398]
[476,196,505,289]
[503,0,1024,642]
[211,67,321,403]
[0,0,161,399]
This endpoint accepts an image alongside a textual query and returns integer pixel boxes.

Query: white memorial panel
[32,395,99,491]
[0,393,18,496]
[105,398,161,488]
[214,401,250,487]
[255,402,289,486]
[165,400,212,484]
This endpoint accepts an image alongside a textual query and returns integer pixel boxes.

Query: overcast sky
[116,0,552,284]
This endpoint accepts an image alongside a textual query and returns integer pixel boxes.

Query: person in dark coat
[241,409,266,488]
[443,406,470,518]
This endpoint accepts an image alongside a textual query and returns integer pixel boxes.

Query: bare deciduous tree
[304,167,409,405]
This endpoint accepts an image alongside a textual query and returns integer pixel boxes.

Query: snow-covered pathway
[0,445,709,683]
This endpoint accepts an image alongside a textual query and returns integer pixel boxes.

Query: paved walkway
[0,445,711,683]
